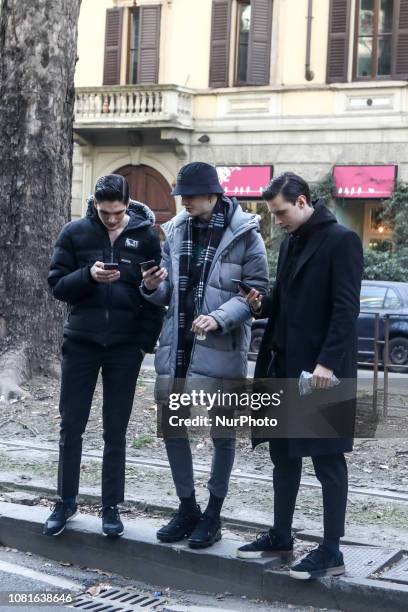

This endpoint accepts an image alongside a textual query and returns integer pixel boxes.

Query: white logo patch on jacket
[125,238,139,249]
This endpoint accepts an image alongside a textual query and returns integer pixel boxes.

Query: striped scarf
[175,197,228,377]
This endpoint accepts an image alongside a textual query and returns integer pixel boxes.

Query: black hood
[294,197,337,239]
[85,195,156,230]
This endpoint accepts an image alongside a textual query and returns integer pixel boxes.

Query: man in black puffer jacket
[43,174,164,539]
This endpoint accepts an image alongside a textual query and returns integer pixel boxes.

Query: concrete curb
[0,501,407,611]
[0,477,381,547]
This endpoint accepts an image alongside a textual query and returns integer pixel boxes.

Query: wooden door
[115,164,176,224]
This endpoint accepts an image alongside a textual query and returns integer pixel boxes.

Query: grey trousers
[161,403,236,499]
[164,435,236,498]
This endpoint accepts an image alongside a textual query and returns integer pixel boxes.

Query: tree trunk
[0,0,81,399]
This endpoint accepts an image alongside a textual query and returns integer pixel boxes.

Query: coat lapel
[275,238,289,284]
[291,228,330,283]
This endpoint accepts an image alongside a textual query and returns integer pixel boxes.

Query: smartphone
[103,262,119,271]
[231,279,253,295]
[140,260,158,272]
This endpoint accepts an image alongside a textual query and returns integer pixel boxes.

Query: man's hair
[94,174,130,204]
[262,172,311,205]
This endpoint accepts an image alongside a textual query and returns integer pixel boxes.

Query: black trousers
[57,338,143,506]
[269,439,348,539]
[268,352,348,540]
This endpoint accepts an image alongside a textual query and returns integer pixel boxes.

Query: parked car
[249,280,408,372]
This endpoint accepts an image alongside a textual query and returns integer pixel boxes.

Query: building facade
[73,0,408,247]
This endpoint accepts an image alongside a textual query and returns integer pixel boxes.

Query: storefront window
[366,204,392,248]
[370,207,390,233]
[240,201,272,241]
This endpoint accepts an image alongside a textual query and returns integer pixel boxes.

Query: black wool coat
[48,197,165,352]
[253,200,364,458]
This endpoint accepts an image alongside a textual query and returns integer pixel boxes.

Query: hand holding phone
[90,261,120,283]
[103,262,119,271]
[231,279,263,313]
[246,288,263,313]
[231,279,253,295]
[140,259,158,272]
[142,265,168,291]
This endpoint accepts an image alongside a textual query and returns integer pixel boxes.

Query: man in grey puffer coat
[140,162,268,548]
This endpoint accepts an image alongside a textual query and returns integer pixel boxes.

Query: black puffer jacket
[48,197,165,351]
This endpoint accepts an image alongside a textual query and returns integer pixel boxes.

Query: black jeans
[57,338,143,506]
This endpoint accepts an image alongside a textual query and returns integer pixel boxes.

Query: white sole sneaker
[237,549,293,560]
[289,564,345,580]
[102,529,124,537]
[49,510,79,536]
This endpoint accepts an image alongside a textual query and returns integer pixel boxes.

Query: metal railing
[358,312,408,417]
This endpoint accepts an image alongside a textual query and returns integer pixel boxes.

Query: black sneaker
[102,506,124,537]
[157,504,202,543]
[289,544,345,580]
[43,501,78,536]
[187,513,222,549]
[237,529,294,560]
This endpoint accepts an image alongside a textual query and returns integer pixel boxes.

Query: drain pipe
[305,0,315,81]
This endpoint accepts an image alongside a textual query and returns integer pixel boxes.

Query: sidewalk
[0,501,407,612]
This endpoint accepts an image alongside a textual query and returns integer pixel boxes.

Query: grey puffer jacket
[140,197,269,398]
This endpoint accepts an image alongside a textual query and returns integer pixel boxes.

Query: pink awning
[333,165,397,199]
[217,166,273,198]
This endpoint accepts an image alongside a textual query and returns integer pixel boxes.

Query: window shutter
[103,8,124,86]
[393,0,408,79]
[326,0,350,83]
[137,5,161,84]
[247,0,273,86]
[209,0,232,88]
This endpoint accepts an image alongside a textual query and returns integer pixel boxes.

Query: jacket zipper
[91,214,147,345]
[103,230,128,345]
[105,244,114,332]
[103,220,143,326]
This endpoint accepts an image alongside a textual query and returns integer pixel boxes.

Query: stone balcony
[74,84,194,132]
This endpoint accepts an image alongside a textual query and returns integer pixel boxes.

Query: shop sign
[333,165,397,199]
[217,166,273,198]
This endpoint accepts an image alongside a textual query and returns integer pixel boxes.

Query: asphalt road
[0,547,336,612]
[0,559,77,610]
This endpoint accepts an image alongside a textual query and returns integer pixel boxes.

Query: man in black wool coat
[236,172,363,580]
